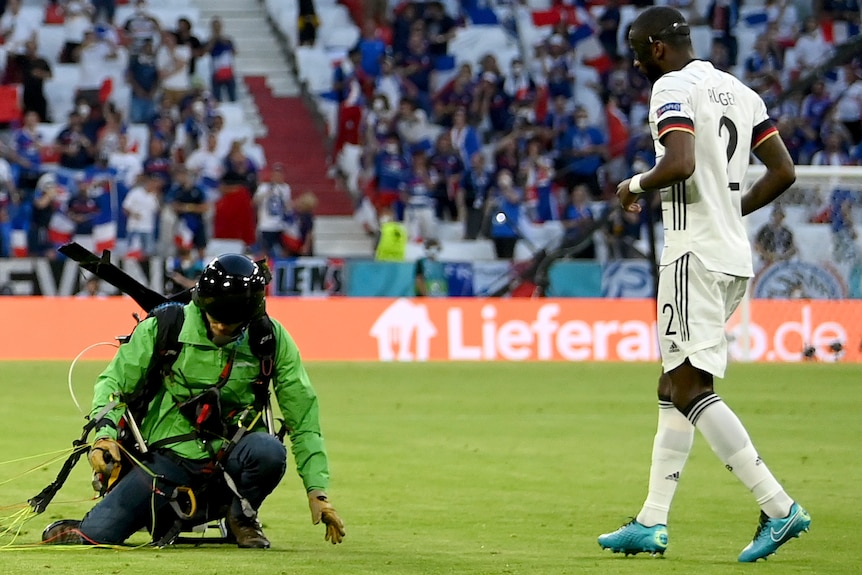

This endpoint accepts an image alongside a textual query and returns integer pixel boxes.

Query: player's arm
[618,130,694,212]
[741,129,795,216]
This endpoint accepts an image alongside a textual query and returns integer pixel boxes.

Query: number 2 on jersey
[718,116,740,191]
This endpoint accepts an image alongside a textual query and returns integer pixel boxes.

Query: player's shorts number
[662,303,677,336]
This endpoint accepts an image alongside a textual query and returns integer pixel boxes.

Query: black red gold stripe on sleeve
[657,117,695,138]
[752,119,778,148]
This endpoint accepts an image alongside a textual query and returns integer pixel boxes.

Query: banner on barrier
[1,298,859,363]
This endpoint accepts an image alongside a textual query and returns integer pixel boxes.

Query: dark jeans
[212,76,237,102]
[80,432,286,544]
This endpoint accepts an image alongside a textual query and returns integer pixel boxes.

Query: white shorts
[405,205,438,242]
[657,253,748,378]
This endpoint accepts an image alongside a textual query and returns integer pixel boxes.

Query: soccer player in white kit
[598,6,810,562]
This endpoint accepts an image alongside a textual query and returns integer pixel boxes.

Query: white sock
[636,399,694,527]
[686,392,794,519]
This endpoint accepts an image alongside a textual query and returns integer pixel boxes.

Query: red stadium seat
[0,85,22,124]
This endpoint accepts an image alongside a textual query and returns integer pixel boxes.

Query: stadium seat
[0,85,22,124]
[294,47,335,94]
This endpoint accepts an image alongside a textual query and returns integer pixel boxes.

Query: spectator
[16,39,52,122]
[545,36,574,100]
[74,28,118,107]
[448,106,480,167]
[0,0,38,78]
[107,133,143,190]
[754,205,798,269]
[282,192,317,257]
[520,137,556,223]
[397,29,432,102]
[374,56,407,112]
[704,0,740,67]
[423,1,456,57]
[0,155,18,258]
[164,243,204,294]
[157,30,192,111]
[11,111,44,192]
[142,136,172,191]
[812,131,852,166]
[221,140,258,190]
[95,105,125,159]
[170,165,208,259]
[126,36,159,124]
[429,132,463,221]
[92,0,116,26]
[433,64,474,127]
[66,178,101,236]
[356,18,386,78]
[403,149,438,243]
[488,169,521,260]
[794,17,831,75]
[503,57,536,104]
[394,97,432,148]
[60,0,95,63]
[557,106,607,199]
[801,80,833,135]
[374,131,409,211]
[765,0,799,46]
[374,206,408,261]
[832,63,862,144]
[206,16,238,102]
[459,151,492,240]
[597,0,622,58]
[56,111,97,170]
[743,36,782,94]
[543,94,573,152]
[122,0,160,55]
[253,163,292,257]
[185,132,224,200]
[174,17,203,76]
[76,275,110,297]
[414,238,447,296]
[178,97,210,156]
[362,93,395,167]
[559,184,596,259]
[122,175,161,259]
[29,173,65,257]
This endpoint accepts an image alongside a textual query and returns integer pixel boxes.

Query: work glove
[88,438,122,493]
[308,490,345,544]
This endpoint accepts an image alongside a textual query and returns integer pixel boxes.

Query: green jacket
[90,302,329,492]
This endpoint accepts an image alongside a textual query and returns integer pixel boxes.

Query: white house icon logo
[370,299,438,361]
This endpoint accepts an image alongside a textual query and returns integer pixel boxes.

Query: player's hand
[616,179,642,214]
[308,490,346,544]
[89,438,121,475]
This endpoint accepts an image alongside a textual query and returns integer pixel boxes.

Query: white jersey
[649,60,779,278]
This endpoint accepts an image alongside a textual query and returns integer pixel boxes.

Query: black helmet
[193,254,268,325]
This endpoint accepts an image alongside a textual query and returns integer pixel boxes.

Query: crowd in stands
[329,0,862,261]
[0,0,318,288]
[0,0,860,272]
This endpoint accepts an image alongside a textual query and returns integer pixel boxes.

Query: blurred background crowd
[0,0,859,289]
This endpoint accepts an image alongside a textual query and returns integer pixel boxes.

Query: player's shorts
[656,252,748,378]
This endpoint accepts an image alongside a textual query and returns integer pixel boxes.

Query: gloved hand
[308,490,345,544]
[89,438,122,492]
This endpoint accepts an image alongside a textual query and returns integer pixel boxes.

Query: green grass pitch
[0,361,859,574]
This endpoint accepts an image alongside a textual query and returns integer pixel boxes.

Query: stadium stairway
[192,0,354,216]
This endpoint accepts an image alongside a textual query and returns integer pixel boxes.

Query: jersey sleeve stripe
[751,120,778,149]
[657,117,695,138]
